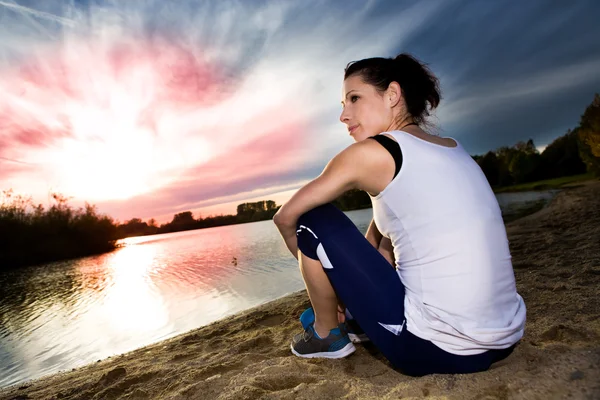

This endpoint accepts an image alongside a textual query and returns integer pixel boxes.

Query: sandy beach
[2,181,599,400]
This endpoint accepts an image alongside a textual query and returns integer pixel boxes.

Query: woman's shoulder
[330,139,396,186]
[338,137,395,161]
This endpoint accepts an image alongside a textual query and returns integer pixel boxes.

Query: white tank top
[370,130,526,355]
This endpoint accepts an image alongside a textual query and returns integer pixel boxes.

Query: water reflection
[495,189,559,208]
[100,244,168,335]
[0,212,339,388]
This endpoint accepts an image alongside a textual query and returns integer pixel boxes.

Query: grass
[493,172,598,193]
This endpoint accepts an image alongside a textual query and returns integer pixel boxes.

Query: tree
[236,200,279,221]
[539,129,586,178]
[514,139,538,155]
[171,211,195,226]
[265,200,277,210]
[495,146,518,186]
[333,189,371,211]
[509,151,540,184]
[577,94,600,176]
[477,151,500,186]
[1,189,118,269]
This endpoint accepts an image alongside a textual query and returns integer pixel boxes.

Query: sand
[2,180,599,400]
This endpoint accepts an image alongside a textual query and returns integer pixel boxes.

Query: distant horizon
[151,140,552,224]
[2,1,599,224]
[0,134,558,224]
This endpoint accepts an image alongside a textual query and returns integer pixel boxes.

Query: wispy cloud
[438,57,600,124]
[0,0,75,27]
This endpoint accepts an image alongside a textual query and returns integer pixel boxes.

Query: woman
[273,53,526,376]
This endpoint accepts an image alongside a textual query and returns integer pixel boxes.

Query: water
[495,189,560,218]
[0,191,557,387]
[0,209,373,388]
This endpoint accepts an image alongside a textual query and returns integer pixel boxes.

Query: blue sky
[1,0,599,221]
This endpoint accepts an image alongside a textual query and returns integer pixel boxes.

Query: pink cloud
[0,159,37,180]
[1,36,318,221]
[96,116,316,221]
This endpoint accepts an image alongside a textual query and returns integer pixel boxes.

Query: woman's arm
[378,237,395,267]
[366,218,395,267]
[365,218,383,248]
[273,142,381,259]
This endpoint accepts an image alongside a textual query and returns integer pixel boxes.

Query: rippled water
[0,209,373,388]
[0,191,558,388]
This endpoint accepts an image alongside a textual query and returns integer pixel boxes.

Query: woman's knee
[296,217,323,260]
[296,203,338,230]
[295,203,362,260]
[296,203,356,235]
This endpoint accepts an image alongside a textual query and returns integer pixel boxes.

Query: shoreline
[2,181,600,399]
[7,179,592,271]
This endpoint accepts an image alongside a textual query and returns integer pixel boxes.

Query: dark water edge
[502,196,555,224]
[501,199,549,224]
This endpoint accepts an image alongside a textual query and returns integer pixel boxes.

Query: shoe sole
[290,342,356,359]
[348,333,370,343]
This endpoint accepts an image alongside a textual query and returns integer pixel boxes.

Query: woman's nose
[339,107,349,123]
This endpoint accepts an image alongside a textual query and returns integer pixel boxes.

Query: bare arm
[365,218,383,248]
[273,144,365,259]
[273,139,392,259]
[366,218,395,266]
[273,138,396,263]
[378,237,395,267]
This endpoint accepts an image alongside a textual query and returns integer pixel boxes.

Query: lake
[0,190,558,388]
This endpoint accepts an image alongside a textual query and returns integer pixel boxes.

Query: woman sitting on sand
[273,53,526,376]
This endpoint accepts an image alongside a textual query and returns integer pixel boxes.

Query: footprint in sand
[251,373,318,392]
[256,313,286,327]
[228,335,274,354]
[97,366,127,385]
[540,324,593,343]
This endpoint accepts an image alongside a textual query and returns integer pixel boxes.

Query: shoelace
[303,325,315,342]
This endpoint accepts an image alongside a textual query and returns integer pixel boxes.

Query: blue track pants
[296,203,515,376]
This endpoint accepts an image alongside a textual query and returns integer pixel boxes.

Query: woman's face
[339,74,398,142]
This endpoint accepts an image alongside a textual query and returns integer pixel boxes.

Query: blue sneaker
[290,308,356,359]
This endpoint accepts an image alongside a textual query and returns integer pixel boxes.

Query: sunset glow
[0,22,319,216]
[1,39,229,201]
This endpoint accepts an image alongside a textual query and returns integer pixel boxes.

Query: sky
[1,0,599,223]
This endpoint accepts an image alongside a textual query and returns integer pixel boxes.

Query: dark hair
[344,53,441,125]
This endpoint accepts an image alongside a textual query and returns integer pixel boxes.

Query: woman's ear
[386,81,402,108]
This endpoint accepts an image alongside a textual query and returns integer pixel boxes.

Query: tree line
[0,191,118,268]
[1,94,599,269]
[473,93,600,186]
[116,200,280,238]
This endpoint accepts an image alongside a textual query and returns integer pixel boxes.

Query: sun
[4,39,220,202]
[44,86,212,201]
[55,90,164,201]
